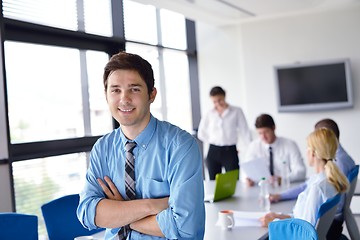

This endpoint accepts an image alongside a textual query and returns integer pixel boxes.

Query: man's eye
[132,88,140,92]
[111,89,120,93]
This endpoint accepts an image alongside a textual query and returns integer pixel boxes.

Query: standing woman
[260,128,349,227]
[198,86,252,180]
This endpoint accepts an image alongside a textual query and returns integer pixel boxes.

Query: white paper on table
[215,211,265,227]
[240,158,271,181]
[233,211,264,227]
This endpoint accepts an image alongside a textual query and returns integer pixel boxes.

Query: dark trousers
[326,219,345,240]
[206,144,239,180]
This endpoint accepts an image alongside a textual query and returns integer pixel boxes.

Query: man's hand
[269,194,281,203]
[97,176,124,201]
[246,177,255,187]
[150,197,169,214]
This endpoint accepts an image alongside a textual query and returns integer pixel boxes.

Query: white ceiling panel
[133,0,360,25]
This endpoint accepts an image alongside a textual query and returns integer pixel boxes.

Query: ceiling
[133,0,360,26]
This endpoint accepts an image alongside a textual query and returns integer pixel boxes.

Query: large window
[3,0,113,36]
[86,51,114,136]
[12,153,88,237]
[123,0,158,44]
[5,42,112,143]
[1,0,199,239]
[124,1,192,132]
[162,49,192,132]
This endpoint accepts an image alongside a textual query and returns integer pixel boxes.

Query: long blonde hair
[307,128,349,193]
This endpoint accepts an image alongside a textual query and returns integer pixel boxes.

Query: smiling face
[106,69,156,139]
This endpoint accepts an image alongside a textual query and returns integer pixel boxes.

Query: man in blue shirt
[77,52,205,239]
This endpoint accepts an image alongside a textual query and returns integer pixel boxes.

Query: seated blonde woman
[260,128,349,227]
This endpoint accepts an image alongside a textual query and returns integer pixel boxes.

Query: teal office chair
[0,212,38,240]
[41,194,104,240]
[269,218,318,240]
[343,165,360,240]
[315,193,341,240]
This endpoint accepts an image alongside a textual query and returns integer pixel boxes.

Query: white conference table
[90,181,297,240]
[203,180,297,240]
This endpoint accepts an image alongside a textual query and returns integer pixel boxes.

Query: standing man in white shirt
[244,113,306,186]
[198,86,252,180]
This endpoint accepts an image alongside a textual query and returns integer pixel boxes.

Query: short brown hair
[255,114,275,129]
[210,86,226,97]
[314,118,340,139]
[103,51,155,96]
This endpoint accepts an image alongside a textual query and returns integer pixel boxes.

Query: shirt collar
[266,137,278,148]
[119,114,156,150]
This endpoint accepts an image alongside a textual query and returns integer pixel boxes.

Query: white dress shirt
[244,137,306,182]
[292,171,337,226]
[197,105,252,147]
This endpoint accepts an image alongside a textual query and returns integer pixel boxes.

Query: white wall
[196,23,246,114]
[197,5,360,176]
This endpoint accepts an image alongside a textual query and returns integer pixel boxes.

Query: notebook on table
[204,169,239,202]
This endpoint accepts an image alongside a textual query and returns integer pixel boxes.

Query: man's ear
[149,87,157,103]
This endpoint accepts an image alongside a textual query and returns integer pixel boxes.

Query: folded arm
[270,182,307,203]
[96,176,168,235]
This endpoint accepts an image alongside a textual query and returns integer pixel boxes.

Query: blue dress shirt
[77,115,205,239]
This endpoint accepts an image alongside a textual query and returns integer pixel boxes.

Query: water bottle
[258,178,271,212]
[281,160,290,189]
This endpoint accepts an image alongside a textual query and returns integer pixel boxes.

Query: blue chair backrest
[345,165,359,208]
[344,165,360,240]
[316,193,341,220]
[347,165,359,183]
[315,193,341,240]
[41,194,104,240]
[269,218,318,240]
[0,212,38,240]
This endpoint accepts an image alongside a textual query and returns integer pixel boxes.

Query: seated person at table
[244,114,306,186]
[269,118,355,239]
[260,128,349,228]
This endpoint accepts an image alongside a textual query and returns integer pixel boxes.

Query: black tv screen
[274,59,353,112]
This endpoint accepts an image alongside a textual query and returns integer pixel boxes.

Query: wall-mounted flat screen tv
[274,59,353,112]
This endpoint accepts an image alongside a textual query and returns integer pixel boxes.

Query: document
[241,158,271,181]
[215,211,264,227]
[233,211,264,227]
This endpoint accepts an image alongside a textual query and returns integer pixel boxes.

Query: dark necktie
[269,146,274,176]
[118,141,137,240]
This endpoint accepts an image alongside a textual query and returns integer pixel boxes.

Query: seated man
[244,113,306,186]
[270,118,355,239]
